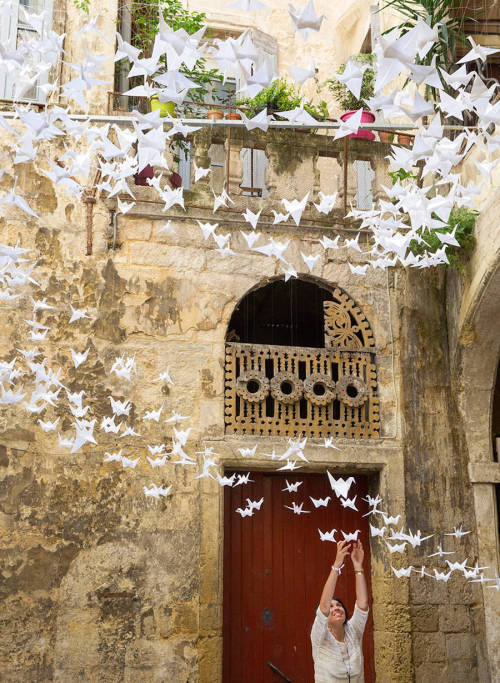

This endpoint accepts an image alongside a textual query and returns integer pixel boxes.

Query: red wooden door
[223,472,375,683]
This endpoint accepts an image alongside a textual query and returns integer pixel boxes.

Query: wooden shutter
[0,0,54,102]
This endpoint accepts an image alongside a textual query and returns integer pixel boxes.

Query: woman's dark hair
[331,596,349,624]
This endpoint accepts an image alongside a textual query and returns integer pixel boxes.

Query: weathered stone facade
[0,0,499,680]
[0,118,498,681]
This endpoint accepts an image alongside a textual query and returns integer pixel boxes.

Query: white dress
[310,604,369,682]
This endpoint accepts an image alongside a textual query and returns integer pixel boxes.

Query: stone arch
[453,203,500,677]
[224,276,379,439]
[225,274,376,349]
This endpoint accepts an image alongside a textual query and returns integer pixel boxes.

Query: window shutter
[0,0,20,99]
[0,0,54,102]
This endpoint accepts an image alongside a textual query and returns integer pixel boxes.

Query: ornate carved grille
[224,287,380,439]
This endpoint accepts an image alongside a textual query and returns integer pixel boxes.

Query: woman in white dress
[310,539,369,682]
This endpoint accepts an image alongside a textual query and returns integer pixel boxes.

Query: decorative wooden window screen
[224,287,380,439]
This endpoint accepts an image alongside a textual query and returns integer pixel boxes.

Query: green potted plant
[127,0,223,117]
[326,53,376,140]
[409,206,478,271]
[235,77,328,121]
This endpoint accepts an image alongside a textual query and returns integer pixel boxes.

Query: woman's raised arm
[319,540,351,616]
[350,540,369,611]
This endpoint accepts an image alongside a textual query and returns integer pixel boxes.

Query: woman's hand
[333,540,351,569]
[350,540,364,570]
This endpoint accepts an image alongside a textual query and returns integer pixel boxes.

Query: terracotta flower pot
[150,96,175,117]
[397,133,412,145]
[379,131,395,144]
[340,110,376,140]
[134,165,154,186]
[225,112,242,120]
[207,109,224,121]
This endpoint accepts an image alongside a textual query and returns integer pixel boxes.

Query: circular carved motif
[270,372,303,404]
[336,374,368,408]
[235,370,269,402]
[303,373,336,406]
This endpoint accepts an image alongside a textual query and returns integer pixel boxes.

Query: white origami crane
[314,192,337,215]
[445,525,471,539]
[240,107,274,132]
[334,60,371,101]
[301,252,320,272]
[217,473,236,487]
[327,473,355,499]
[193,162,210,182]
[334,109,363,140]
[284,501,310,514]
[281,193,309,226]
[318,528,337,542]
[288,0,326,41]
[370,524,386,538]
[234,473,254,486]
[310,496,330,508]
[290,59,315,86]
[386,541,407,554]
[341,530,360,542]
[340,496,358,511]
[458,36,500,64]
[238,445,257,457]
[236,506,253,517]
[433,569,452,582]
[70,348,89,369]
[382,513,401,526]
[276,459,303,471]
[153,367,174,384]
[392,566,413,578]
[242,208,262,229]
[282,479,303,493]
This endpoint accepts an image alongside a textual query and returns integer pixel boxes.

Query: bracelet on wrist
[354,569,364,575]
[332,563,344,573]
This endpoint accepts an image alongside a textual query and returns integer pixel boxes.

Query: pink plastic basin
[340,110,376,140]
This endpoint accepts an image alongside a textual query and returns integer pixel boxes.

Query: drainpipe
[84,193,96,255]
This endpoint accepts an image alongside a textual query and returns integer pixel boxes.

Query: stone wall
[0,124,494,681]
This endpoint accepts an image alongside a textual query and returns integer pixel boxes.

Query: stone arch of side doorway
[452,240,500,678]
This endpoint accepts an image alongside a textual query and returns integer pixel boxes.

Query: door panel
[223,472,375,683]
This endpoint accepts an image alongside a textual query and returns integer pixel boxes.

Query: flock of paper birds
[0,1,499,590]
[0,1,499,276]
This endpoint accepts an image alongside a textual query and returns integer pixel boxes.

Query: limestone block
[410,575,448,604]
[412,632,446,665]
[411,605,439,633]
[447,574,475,605]
[415,662,447,683]
[129,242,206,271]
[439,605,472,633]
[373,630,413,681]
[118,217,153,242]
[204,250,276,277]
[372,603,411,633]
[445,633,476,661]
[199,635,222,683]
[443,660,478,682]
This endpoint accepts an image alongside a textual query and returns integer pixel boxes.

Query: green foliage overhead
[409,206,478,270]
[235,77,329,120]
[380,0,476,95]
[125,0,222,108]
[73,0,89,13]
[325,53,375,111]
